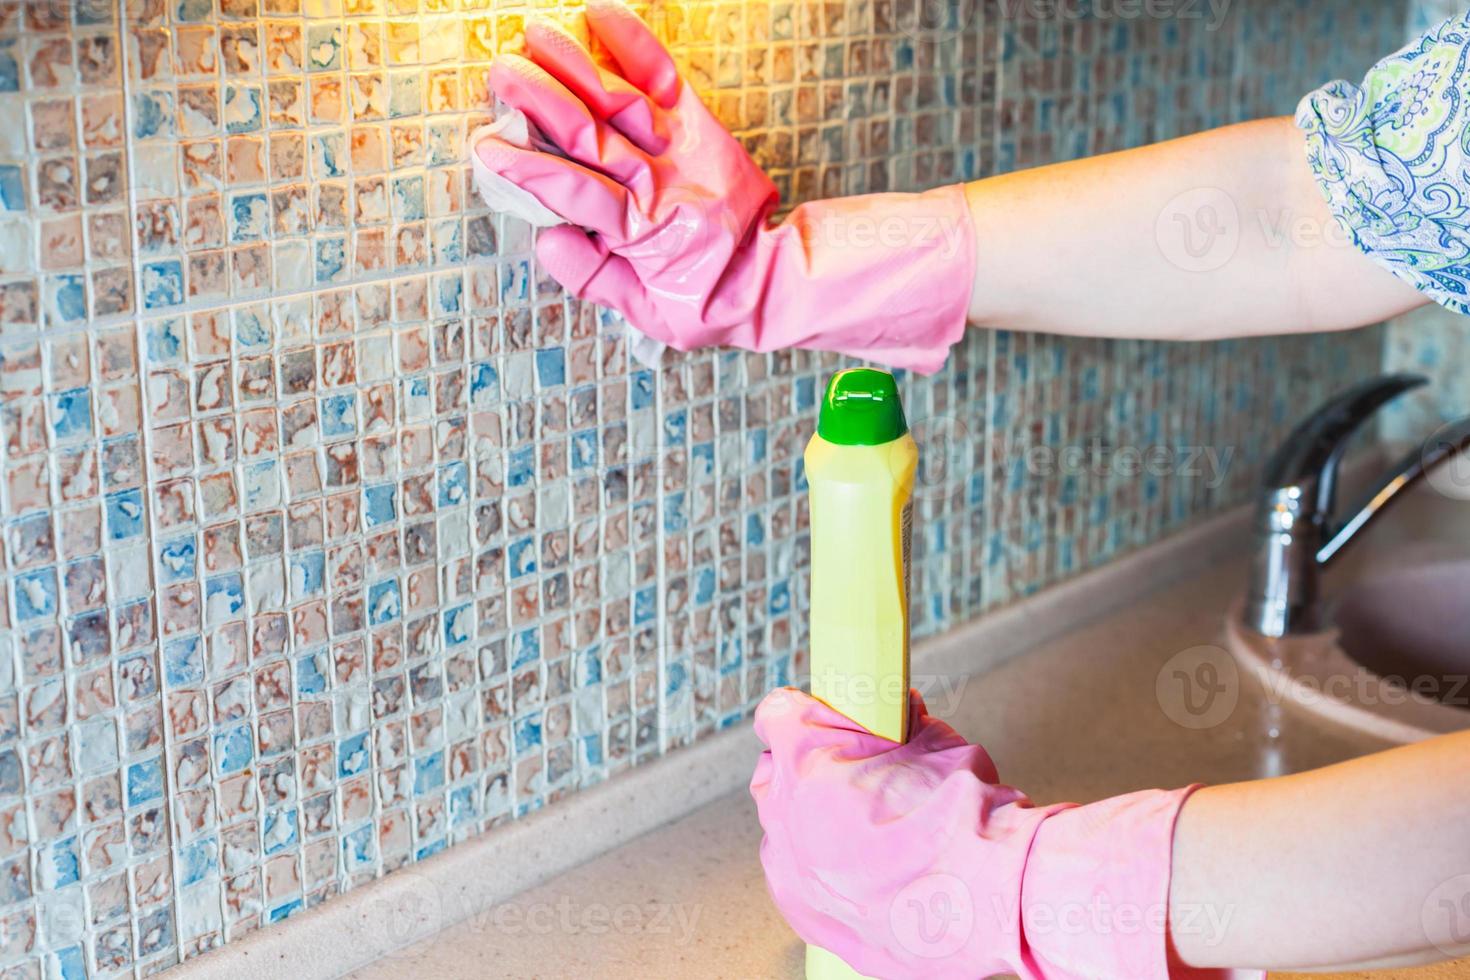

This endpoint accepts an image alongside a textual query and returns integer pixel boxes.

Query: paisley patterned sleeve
[1296,11,1470,312]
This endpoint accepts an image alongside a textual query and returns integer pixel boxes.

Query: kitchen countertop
[346,554,1470,980]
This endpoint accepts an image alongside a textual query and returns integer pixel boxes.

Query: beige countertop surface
[346,554,1470,980]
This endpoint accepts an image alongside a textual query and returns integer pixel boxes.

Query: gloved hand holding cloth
[475,0,976,374]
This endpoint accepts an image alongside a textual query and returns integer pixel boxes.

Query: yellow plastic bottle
[803,368,917,980]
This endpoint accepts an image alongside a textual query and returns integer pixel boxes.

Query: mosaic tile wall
[0,0,1405,974]
[1383,302,1470,442]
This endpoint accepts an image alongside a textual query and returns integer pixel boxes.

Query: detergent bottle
[803,367,917,980]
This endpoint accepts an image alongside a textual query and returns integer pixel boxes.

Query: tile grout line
[109,0,195,969]
[739,356,752,711]
[709,352,725,728]
[497,257,517,826]
[982,323,997,614]
[651,337,669,757]
[980,0,1003,615]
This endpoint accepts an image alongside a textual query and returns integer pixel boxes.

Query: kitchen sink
[1228,477,1470,744]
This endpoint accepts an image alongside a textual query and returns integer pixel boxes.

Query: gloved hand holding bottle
[749,687,1210,980]
[750,683,1470,978]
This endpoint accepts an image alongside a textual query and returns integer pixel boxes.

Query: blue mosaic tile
[262,809,298,856]
[50,275,86,323]
[512,628,539,670]
[49,388,91,441]
[312,132,346,178]
[363,485,397,526]
[12,569,57,621]
[127,758,164,807]
[269,899,303,923]
[52,945,85,980]
[506,446,535,487]
[513,714,542,755]
[413,752,445,794]
[507,537,536,579]
[444,604,472,646]
[306,24,342,70]
[164,636,204,687]
[230,193,270,244]
[392,175,426,222]
[367,579,401,625]
[158,537,197,583]
[438,461,469,507]
[338,733,370,778]
[145,318,185,362]
[296,652,329,696]
[0,42,17,93]
[343,826,374,870]
[131,91,173,140]
[223,85,263,134]
[141,261,185,309]
[104,489,145,540]
[319,393,357,438]
[214,724,254,775]
[177,840,217,889]
[631,369,655,410]
[0,164,23,210]
[289,553,325,599]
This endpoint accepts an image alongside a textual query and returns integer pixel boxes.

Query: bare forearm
[1169,730,1470,971]
[965,117,1427,339]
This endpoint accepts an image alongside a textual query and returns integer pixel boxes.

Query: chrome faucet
[1243,374,1470,637]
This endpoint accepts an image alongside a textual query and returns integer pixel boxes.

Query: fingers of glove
[905,693,971,755]
[751,688,820,750]
[475,137,628,240]
[909,728,978,773]
[749,688,986,791]
[524,19,668,153]
[748,750,774,800]
[584,0,681,108]
[535,225,671,332]
[535,227,722,352]
[900,688,991,759]
[751,688,883,774]
[489,54,650,184]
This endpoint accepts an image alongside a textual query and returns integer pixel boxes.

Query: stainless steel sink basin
[1228,476,1470,743]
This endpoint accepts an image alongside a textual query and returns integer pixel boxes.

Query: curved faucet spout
[1244,373,1470,638]
[1261,373,1425,515]
[1318,414,1470,566]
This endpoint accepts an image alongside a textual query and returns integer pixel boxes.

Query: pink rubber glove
[477,0,975,375]
[750,688,1217,980]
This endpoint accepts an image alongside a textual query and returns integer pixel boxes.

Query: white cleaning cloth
[468,112,563,228]
[470,108,667,369]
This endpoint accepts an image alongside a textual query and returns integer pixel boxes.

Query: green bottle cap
[817,368,909,446]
